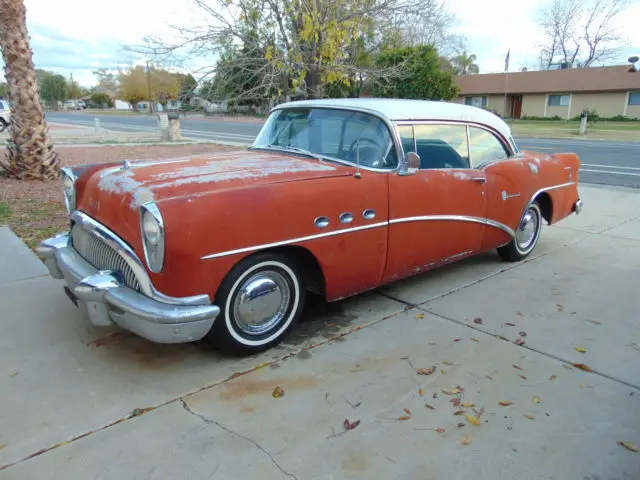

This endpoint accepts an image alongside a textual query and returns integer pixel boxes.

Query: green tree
[373,45,459,100]
[451,51,479,75]
[0,82,7,97]
[89,92,114,108]
[39,72,69,106]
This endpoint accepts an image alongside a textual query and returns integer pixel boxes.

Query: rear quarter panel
[154,171,390,302]
[481,151,581,250]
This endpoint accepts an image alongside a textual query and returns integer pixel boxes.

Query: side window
[398,124,469,170]
[468,127,509,167]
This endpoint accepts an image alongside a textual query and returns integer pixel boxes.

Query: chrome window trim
[388,215,516,238]
[71,211,211,306]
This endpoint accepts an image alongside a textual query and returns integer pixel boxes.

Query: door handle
[469,177,487,184]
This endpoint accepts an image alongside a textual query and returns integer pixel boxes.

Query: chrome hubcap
[233,271,291,335]
[516,208,539,251]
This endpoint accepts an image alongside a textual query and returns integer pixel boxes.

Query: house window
[629,93,640,106]
[548,95,570,106]
[464,96,488,108]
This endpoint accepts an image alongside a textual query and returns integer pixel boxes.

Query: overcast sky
[9,0,640,87]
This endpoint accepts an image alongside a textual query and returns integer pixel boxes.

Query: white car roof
[274,98,513,141]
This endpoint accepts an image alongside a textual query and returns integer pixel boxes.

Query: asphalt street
[46,111,640,188]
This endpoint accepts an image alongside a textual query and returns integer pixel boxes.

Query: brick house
[453,64,640,119]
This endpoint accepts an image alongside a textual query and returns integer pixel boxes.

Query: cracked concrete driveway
[1,184,639,479]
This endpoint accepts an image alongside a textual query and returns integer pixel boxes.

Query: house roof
[274,98,513,141]
[456,65,639,95]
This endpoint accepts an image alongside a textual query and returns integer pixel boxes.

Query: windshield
[253,107,398,170]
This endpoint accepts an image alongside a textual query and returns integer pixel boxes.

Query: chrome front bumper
[36,233,220,344]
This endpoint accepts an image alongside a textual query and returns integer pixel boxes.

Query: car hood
[78,149,351,236]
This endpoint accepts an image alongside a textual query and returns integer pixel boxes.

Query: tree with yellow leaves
[118,65,180,111]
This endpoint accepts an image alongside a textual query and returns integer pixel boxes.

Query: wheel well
[535,192,553,224]
[260,246,326,296]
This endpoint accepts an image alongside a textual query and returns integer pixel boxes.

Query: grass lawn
[0,199,67,251]
[508,120,640,141]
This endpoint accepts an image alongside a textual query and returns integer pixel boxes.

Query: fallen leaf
[415,313,425,319]
[432,392,438,399]
[505,322,516,327]
[519,374,528,380]
[456,423,466,428]
[474,407,486,418]
[404,408,412,415]
[575,346,588,353]
[418,388,425,397]
[470,338,480,343]
[435,427,446,433]
[417,367,435,376]
[451,398,461,407]
[473,317,483,324]
[587,319,602,325]
[462,402,475,408]
[512,364,522,370]
[499,400,513,406]
[0,443,5,450]
[272,386,285,398]
[573,363,593,372]
[519,331,527,337]
[466,415,481,426]
[453,338,462,342]
[533,396,543,404]
[562,363,574,370]
[452,386,464,394]
[557,304,564,312]
[498,335,509,341]
[441,389,453,395]
[523,414,535,420]
[515,339,526,346]
[344,418,360,430]
[516,311,523,316]
[425,403,435,410]
[460,436,472,445]
[398,415,411,421]
[440,369,446,375]
[442,361,453,366]
[454,410,466,416]
[549,375,557,381]
[618,441,639,453]
[486,375,494,381]
[10,372,18,378]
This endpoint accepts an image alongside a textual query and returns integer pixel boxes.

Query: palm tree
[451,52,480,76]
[0,0,60,180]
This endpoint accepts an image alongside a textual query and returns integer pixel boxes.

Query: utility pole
[70,72,74,100]
[146,60,153,113]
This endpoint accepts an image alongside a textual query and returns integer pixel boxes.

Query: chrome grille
[71,225,141,291]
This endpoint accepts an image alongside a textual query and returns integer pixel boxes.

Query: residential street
[1,183,639,479]
[45,111,640,189]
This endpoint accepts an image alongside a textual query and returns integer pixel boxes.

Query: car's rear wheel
[497,202,543,262]
[205,252,305,355]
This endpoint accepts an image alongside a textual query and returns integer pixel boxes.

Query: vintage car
[37,99,583,355]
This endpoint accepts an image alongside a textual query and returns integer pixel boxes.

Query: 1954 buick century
[37,99,583,355]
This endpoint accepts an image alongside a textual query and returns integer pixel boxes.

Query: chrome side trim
[389,215,516,238]
[71,211,211,306]
[201,221,389,260]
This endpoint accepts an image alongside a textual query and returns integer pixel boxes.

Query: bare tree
[537,0,628,69]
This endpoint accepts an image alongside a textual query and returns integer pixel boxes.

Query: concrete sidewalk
[1,184,639,479]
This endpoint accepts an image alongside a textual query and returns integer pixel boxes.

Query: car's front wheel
[205,252,305,355]
[497,202,543,262]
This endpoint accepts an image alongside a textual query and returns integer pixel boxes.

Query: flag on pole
[505,49,511,72]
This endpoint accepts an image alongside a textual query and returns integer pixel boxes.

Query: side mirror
[405,151,421,170]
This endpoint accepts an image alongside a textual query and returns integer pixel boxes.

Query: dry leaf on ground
[573,363,593,372]
[425,403,436,410]
[533,396,543,404]
[575,346,588,353]
[515,339,526,346]
[513,364,522,370]
[344,418,360,430]
[519,331,527,337]
[417,367,435,375]
[499,400,513,406]
[453,338,462,342]
[466,415,481,426]
[272,386,285,398]
[456,423,465,428]
[519,374,528,380]
[460,436,472,445]
[557,304,564,312]
[419,388,425,396]
[415,313,425,319]
[473,317,483,324]
[549,375,557,381]
[618,441,639,452]
[454,410,466,416]
[441,369,447,375]
[442,361,453,366]
[505,322,516,326]
[470,338,480,343]
[404,408,412,415]
[398,415,411,421]
[462,402,475,408]
[523,414,535,420]
[562,364,574,370]
[436,428,446,433]
[587,319,602,325]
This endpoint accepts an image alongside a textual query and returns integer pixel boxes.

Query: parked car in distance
[0,99,10,132]
[38,98,583,355]
[63,100,84,110]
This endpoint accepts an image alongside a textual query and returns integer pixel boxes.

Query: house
[453,64,640,119]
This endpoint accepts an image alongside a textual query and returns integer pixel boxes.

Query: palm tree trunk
[0,0,60,180]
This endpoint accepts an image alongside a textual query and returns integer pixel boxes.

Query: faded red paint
[73,147,581,303]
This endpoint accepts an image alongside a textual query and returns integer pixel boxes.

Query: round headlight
[142,210,161,245]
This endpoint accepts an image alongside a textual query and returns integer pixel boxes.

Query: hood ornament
[123,160,131,170]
